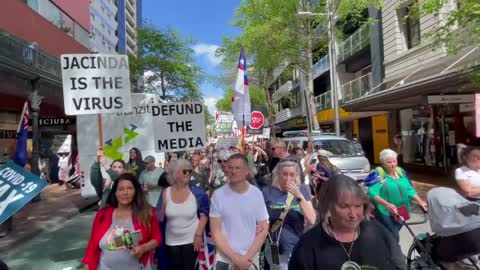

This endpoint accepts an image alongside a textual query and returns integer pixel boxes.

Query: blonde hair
[166,158,192,185]
[271,160,301,189]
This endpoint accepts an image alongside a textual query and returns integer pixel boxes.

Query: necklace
[329,222,361,270]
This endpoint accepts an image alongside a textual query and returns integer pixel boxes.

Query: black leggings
[166,243,198,270]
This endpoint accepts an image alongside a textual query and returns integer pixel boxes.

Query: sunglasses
[217,159,228,164]
[182,169,193,175]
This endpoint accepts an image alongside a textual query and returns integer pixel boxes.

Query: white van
[283,131,370,181]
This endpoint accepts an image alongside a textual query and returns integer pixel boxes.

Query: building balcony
[0,32,61,85]
[272,80,293,102]
[275,107,302,124]
[337,25,369,63]
[313,54,329,79]
[314,91,332,111]
[340,72,372,104]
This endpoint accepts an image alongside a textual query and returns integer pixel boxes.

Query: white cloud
[204,97,218,114]
[192,43,222,66]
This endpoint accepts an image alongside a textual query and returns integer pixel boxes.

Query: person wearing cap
[139,155,164,207]
[313,149,339,194]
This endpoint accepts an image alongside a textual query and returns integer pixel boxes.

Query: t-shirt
[455,166,480,198]
[262,185,312,254]
[98,218,142,270]
[210,183,269,256]
[288,221,405,270]
[139,167,164,207]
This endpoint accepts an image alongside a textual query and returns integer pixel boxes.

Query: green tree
[216,0,380,130]
[129,23,203,100]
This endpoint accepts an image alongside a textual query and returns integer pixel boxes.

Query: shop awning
[316,108,388,123]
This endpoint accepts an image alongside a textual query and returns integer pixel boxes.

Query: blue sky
[142,0,240,113]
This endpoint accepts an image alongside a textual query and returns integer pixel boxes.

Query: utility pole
[327,0,341,136]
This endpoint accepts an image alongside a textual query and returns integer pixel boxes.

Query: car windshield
[313,139,362,157]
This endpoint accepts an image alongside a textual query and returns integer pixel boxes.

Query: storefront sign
[0,161,48,224]
[39,117,76,126]
[427,94,474,104]
[476,94,480,137]
[0,130,17,140]
[61,54,132,115]
[459,103,474,113]
[152,102,206,152]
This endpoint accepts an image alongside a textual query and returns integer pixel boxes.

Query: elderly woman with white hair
[158,158,209,270]
[289,174,405,270]
[365,148,427,242]
[262,160,316,269]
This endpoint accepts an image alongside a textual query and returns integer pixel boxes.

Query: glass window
[74,22,90,48]
[60,12,74,37]
[313,139,361,157]
[38,0,61,28]
[405,3,421,49]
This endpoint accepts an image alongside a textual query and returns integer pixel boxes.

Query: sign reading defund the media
[152,102,206,152]
[0,161,48,224]
[61,54,132,115]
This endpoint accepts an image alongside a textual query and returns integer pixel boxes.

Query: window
[398,1,421,49]
[60,12,74,37]
[38,0,61,27]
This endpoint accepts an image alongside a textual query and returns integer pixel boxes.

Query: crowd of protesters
[80,136,480,270]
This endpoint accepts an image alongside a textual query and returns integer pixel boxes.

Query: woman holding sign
[83,173,161,270]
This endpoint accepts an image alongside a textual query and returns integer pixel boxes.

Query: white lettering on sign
[0,180,25,217]
[0,167,25,185]
[152,102,206,152]
[61,54,132,115]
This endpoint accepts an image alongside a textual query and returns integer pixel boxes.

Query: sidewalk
[0,184,97,254]
[408,171,457,200]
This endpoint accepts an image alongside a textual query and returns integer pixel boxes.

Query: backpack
[375,166,404,184]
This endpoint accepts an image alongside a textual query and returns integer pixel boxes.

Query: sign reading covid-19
[61,54,132,115]
[152,102,206,152]
[0,161,48,224]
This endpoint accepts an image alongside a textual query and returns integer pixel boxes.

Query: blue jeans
[376,211,403,242]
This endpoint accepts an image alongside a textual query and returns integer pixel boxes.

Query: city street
[2,208,96,270]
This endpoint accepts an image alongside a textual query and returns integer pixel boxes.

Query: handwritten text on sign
[152,102,206,152]
[0,161,48,224]
[61,54,132,115]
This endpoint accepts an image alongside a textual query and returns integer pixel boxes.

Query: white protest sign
[61,54,132,115]
[152,102,206,152]
[215,137,240,151]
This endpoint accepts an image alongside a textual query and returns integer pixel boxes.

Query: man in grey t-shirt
[210,154,269,270]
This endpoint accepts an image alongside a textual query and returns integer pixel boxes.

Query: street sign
[249,111,265,129]
[0,161,48,224]
[61,54,132,115]
[152,102,206,152]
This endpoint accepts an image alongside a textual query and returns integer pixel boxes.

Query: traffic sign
[249,111,264,129]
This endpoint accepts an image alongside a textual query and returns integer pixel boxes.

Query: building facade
[90,0,118,53]
[0,0,90,174]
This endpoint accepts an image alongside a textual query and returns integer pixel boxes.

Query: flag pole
[17,101,28,134]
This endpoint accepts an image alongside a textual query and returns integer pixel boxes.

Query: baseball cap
[143,155,155,163]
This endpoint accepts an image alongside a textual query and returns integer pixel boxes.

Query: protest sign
[214,112,234,135]
[0,161,48,224]
[61,54,132,115]
[215,137,240,151]
[152,102,206,152]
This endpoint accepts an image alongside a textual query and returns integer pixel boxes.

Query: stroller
[406,187,480,270]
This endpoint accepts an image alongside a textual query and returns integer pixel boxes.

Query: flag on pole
[14,101,29,167]
[232,46,251,128]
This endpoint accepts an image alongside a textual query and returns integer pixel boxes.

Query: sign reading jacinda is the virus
[61,54,132,115]
[152,102,206,152]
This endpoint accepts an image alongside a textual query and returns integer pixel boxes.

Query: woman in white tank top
[160,159,209,270]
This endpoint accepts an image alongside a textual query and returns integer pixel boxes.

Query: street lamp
[297,1,341,137]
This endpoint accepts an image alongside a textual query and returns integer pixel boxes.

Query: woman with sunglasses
[159,159,209,270]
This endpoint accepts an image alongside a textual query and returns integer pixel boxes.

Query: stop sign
[249,111,264,129]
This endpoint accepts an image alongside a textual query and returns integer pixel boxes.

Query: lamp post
[298,0,341,136]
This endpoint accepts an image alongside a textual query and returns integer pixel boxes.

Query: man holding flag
[231,47,251,153]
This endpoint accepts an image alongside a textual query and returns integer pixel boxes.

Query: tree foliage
[129,23,203,100]
[418,0,480,53]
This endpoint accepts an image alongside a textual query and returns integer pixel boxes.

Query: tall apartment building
[117,0,142,56]
[0,0,90,169]
[90,0,118,53]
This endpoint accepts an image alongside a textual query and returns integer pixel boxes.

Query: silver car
[284,134,371,181]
